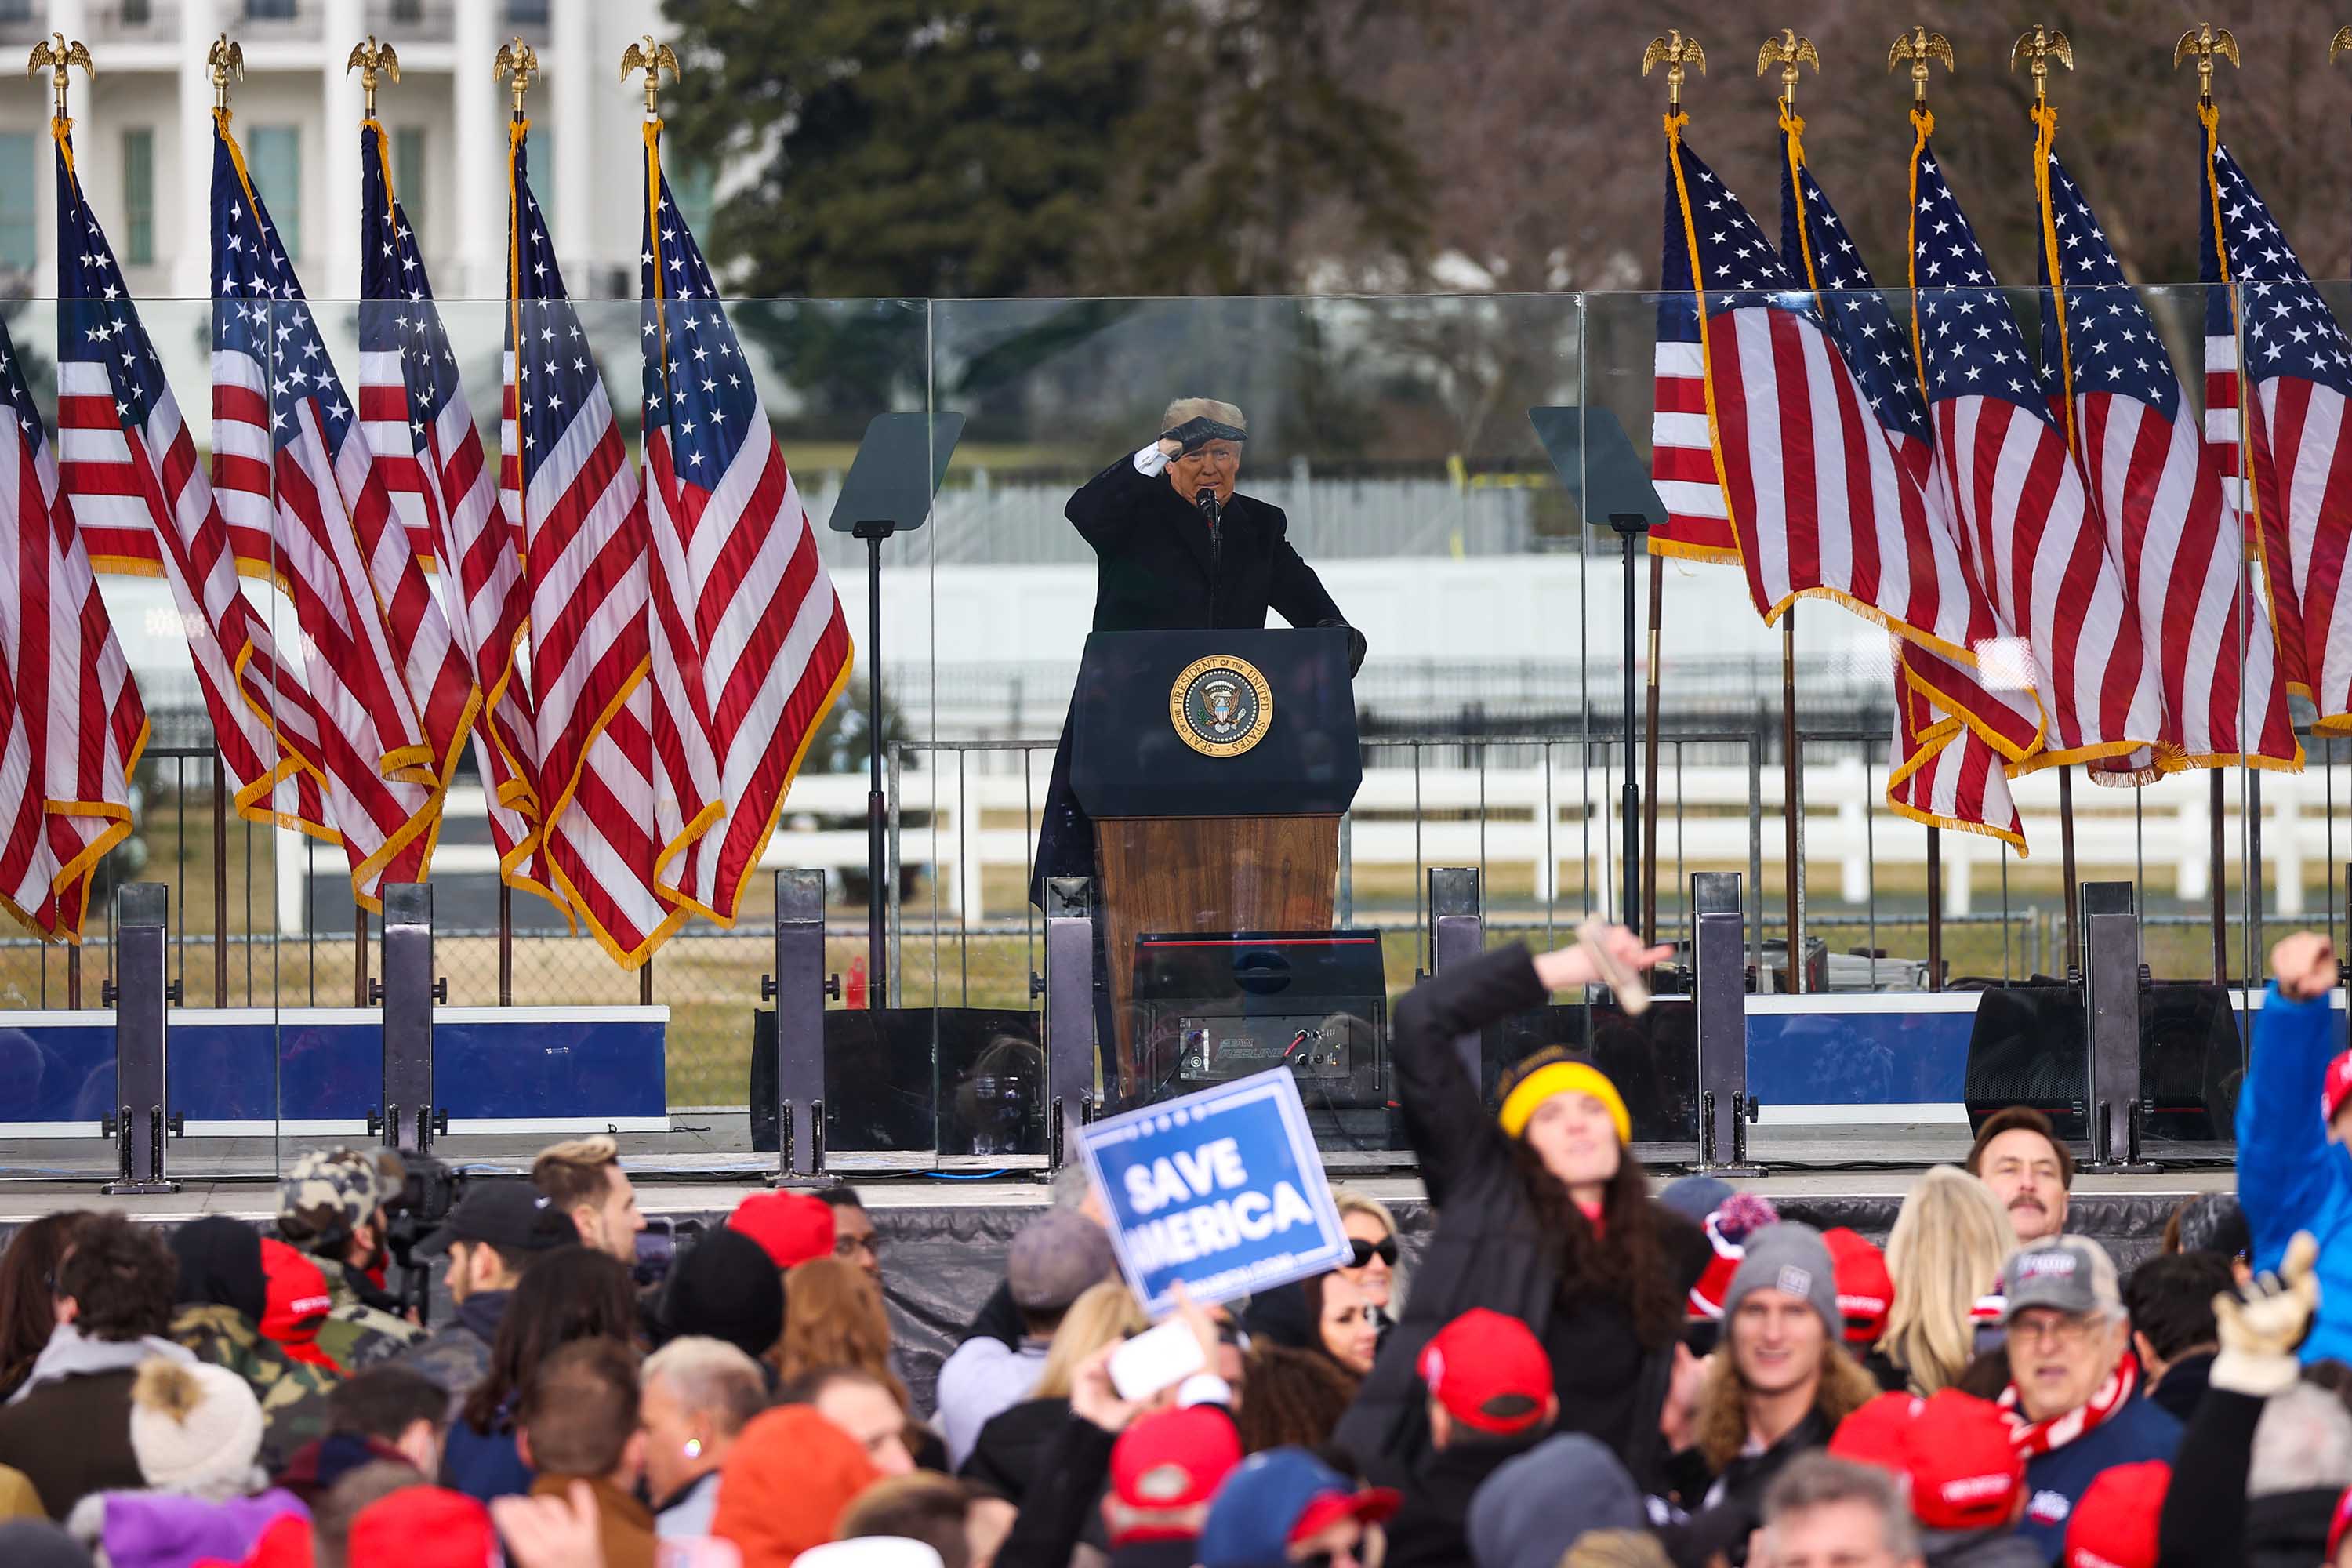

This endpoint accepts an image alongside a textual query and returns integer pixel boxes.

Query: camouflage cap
[278,1147,403,1238]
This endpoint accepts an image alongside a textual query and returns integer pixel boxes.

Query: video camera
[383,1153,463,1327]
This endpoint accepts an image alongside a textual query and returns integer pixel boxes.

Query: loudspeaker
[749,1007,1047,1157]
[1961,982,2238,1145]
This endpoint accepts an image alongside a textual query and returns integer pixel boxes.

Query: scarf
[1997,1353,2139,1458]
[5,1323,193,1404]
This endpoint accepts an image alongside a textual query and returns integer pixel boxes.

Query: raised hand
[1533,924,1675,993]
[1157,416,1248,456]
[2211,1229,2320,1396]
[2271,931,2337,1002]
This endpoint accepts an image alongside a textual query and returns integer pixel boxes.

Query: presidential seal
[1170,655,1274,757]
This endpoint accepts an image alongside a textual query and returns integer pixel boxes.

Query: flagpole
[1760,31,1816,996]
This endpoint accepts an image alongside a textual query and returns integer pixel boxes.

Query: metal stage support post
[1428,868,1483,1085]
[2081,880,2152,1171]
[1043,877,1095,1171]
[103,883,179,1195]
[372,884,444,1156]
[1692,870,1760,1174]
[760,870,835,1183]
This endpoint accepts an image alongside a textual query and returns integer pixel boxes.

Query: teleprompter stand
[827,410,965,1004]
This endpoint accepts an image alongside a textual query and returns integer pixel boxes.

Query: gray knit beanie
[1721,1221,1840,1337]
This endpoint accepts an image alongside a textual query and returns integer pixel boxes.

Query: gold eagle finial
[346,36,400,119]
[1887,27,1955,104]
[2332,24,2352,64]
[27,32,92,118]
[1641,30,1707,110]
[2009,24,2074,107]
[620,34,681,115]
[1757,29,1820,107]
[206,34,241,112]
[2173,24,2239,103]
[494,37,539,118]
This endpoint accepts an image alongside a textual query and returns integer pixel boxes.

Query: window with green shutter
[123,128,155,266]
[246,125,301,260]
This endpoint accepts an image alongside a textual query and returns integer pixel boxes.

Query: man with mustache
[1966,1108,2073,1245]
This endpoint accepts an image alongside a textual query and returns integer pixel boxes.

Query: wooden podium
[1069,628,1363,1095]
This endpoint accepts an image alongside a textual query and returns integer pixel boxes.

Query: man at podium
[1030,398,1367,904]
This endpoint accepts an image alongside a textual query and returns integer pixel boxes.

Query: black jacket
[2158,1381,2336,1568]
[1661,1410,1833,1568]
[1381,1426,1552,1568]
[2147,1351,2213,1425]
[1329,945,1700,1491]
[1031,451,1355,900]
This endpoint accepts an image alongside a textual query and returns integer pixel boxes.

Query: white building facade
[0,0,702,306]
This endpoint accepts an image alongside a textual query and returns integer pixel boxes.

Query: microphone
[1195,486,1222,570]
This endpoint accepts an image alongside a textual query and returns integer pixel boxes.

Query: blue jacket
[2016,1396,2180,1562]
[2235,983,2352,1363]
[440,1407,533,1504]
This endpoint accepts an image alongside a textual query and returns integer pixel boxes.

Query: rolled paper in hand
[1576,918,1652,1015]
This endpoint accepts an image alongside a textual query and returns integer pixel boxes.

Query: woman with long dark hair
[0,1212,86,1402]
[1333,930,1700,1490]
[442,1246,637,1502]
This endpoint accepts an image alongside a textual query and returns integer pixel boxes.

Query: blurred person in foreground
[935,1210,1116,1470]
[2154,1229,2352,1567]
[0,1213,88,1402]
[530,1137,645,1266]
[0,1213,190,1517]
[390,1181,576,1414]
[63,1358,303,1567]
[440,1247,637,1504]
[1965,1107,2073,1247]
[1031,399,1363,910]
[639,1335,766,1538]
[274,1148,424,1369]
[779,1256,906,1403]
[793,1367,921,1479]
[1462,1432,1646,1568]
[1334,926,1702,1490]
[1994,1236,2179,1559]
[1874,1167,2016,1397]
[513,1339,653,1568]
[2238,930,2352,1361]
[1381,1308,1557,1568]
[838,1473,989,1568]
[1196,1447,1396,1568]
[2121,1250,2232,1424]
[277,1364,451,1506]
[647,1227,785,1370]
[1658,1223,1882,1566]
[713,1404,883,1568]
[1756,1451,1926,1568]
[1828,1388,2038,1568]
[163,1218,341,1470]
[2063,1460,2168,1568]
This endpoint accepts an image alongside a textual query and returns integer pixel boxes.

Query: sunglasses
[1348,1237,1399,1269]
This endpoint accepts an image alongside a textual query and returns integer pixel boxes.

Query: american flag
[2038,137,2298,773]
[212,112,447,907]
[1777,115,2034,851]
[641,121,851,923]
[0,321,147,938]
[504,123,680,965]
[1654,123,1990,661]
[358,119,562,914]
[2201,130,2352,733]
[51,120,332,841]
[1907,125,2162,782]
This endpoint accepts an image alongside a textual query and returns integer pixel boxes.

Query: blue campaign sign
[1079,1069,1351,1315]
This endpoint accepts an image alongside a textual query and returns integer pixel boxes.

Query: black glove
[1159,417,1248,456]
[1319,619,1367,676]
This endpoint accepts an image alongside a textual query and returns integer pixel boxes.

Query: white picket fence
[292,755,2352,933]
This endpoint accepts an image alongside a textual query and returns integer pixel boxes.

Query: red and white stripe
[1703,304,1999,658]
[1923,394,2161,778]
[359,343,553,902]
[55,361,331,837]
[212,337,437,906]
[2075,380,2298,769]
[0,394,147,938]
[2209,328,2352,731]
[501,351,678,965]
[1889,644,2024,851]
[1650,337,1739,563]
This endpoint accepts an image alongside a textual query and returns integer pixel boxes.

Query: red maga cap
[1830,1389,2023,1534]
[728,1190,837,1271]
[2326,1051,2352,1124]
[1417,1307,1552,1436]
[2063,1461,2169,1568]
[1109,1406,1243,1534]
[1824,1227,1894,1346]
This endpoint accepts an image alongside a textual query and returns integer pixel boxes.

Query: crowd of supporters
[0,924,2344,1567]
